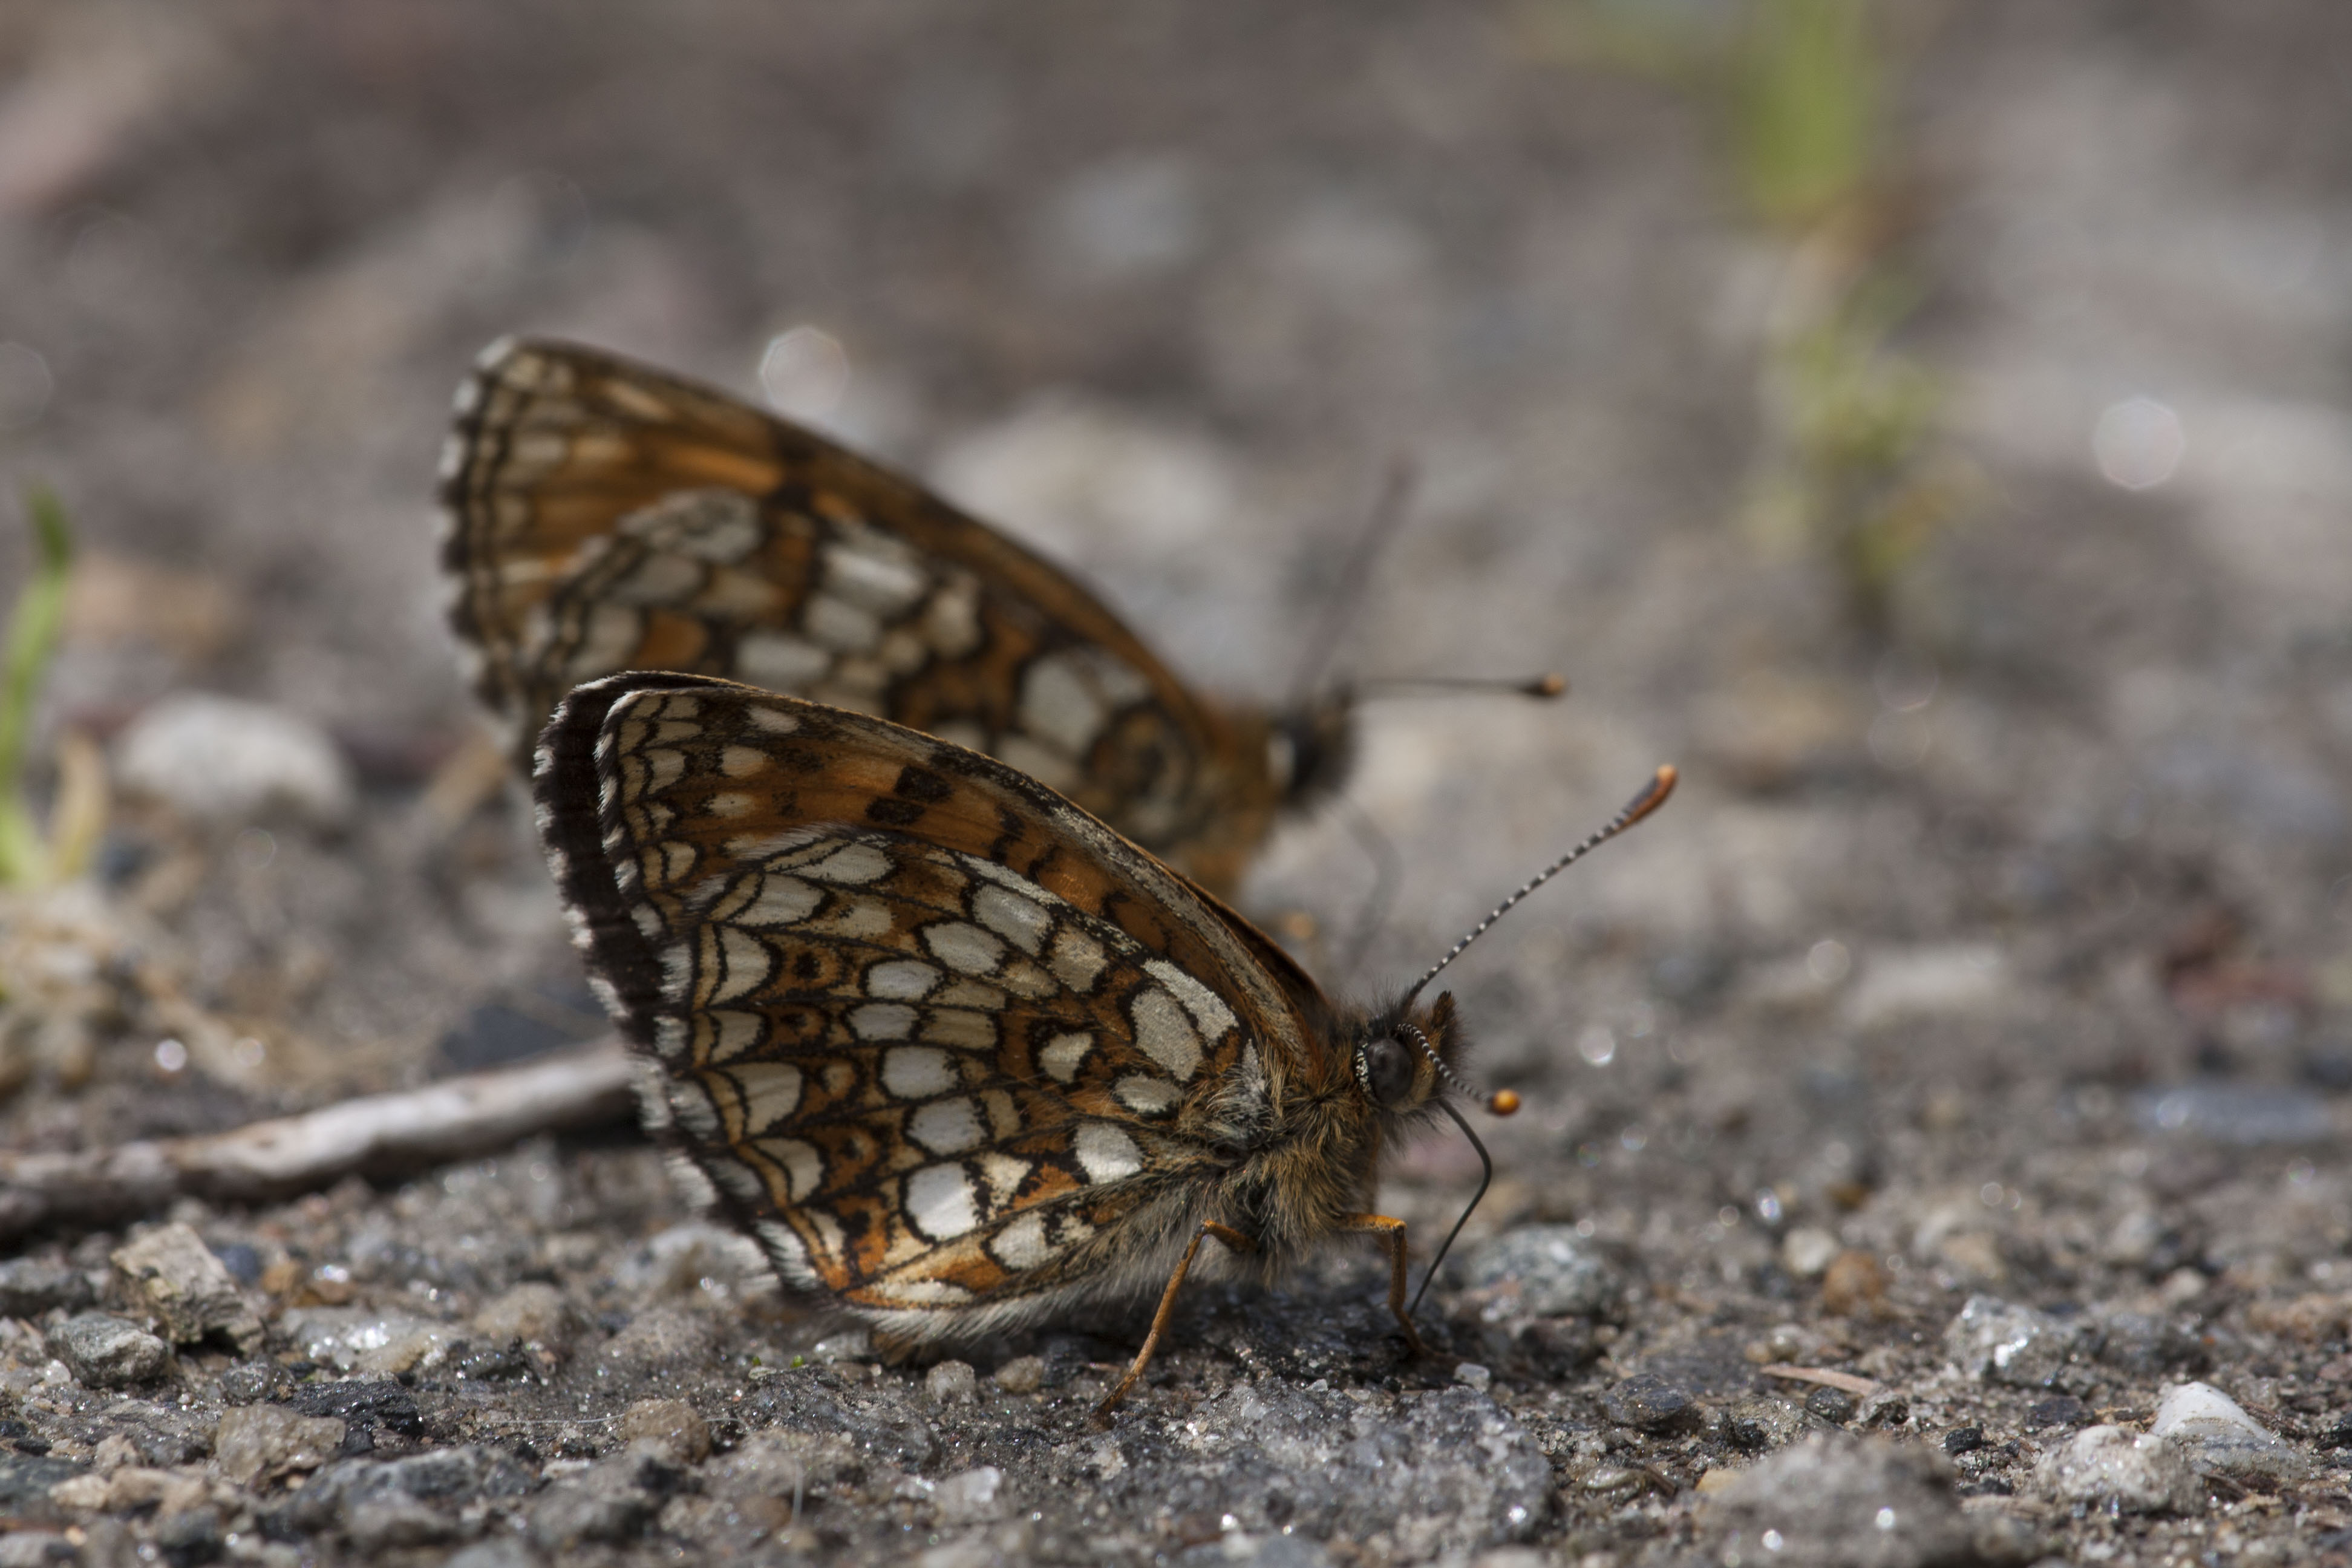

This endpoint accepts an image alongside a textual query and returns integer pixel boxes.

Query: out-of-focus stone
[2035,1425,2200,1515]
[211,1405,344,1485]
[618,1398,710,1464]
[1821,1250,1890,1316]
[114,693,354,827]
[529,1453,671,1550]
[2090,1310,2207,1376]
[1699,1434,1987,1568]
[810,1328,871,1363]
[934,1464,1007,1524]
[2135,1083,2331,1146]
[2149,1381,2311,1483]
[599,1305,720,1374]
[111,1224,264,1351]
[0,1259,93,1319]
[991,1355,1045,1394]
[1782,1226,1842,1278]
[1459,1227,1622,1318]
[1942,1295,2088,1389]
[471,1282,576,1352]
[926,1359,978,1404]
[442,1540,547,1568]
[0,1531,74,1566]
[2244,1292,2351,1343]
[45,1313,167,1387]
[290,1446,535,1547]
[1840,944,2007,1029]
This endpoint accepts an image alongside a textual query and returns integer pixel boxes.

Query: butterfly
[439,337,1353,898]
[535,669,1673,1413]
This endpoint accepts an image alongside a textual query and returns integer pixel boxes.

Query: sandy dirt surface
[1,3,2350,1564]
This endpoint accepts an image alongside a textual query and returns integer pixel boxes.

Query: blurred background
[1,0,2350,1440]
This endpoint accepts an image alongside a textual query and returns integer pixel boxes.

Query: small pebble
[1942,1426,1984,1455]
[992,1355,1045,1394]
[2148,1380,2310,1483]
[1459,1226,1623,1316]
[1803,1385,1857,1424]
[45,1313,168,1388]
[2036,1425,2199,1515]
[926,1359,979,1403]
[0,1259,93,1319]
[212,1405,345,1485]
[1453,1361,1493,1391]
[1604,1373,1702,1434]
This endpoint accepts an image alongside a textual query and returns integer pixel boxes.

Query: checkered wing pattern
[442,338,1299,893]
[537,672,1330,1334]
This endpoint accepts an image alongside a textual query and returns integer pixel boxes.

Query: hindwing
[537,672,1331,1328]
[444,338,1315,893]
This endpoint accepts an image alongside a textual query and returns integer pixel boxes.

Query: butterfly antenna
[1287,456,1417,708]
[1335,799,1402,978]
[1359,672,1569,701]
[1411,1097,1493,1316]
[1398,765,1679,1013]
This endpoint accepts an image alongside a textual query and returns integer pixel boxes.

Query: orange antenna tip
[1488,1089,1522,1117]
[1529,673,1568,699]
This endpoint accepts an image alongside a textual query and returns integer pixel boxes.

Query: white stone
[1780,1226,1843,1278]
[2150,1380,2312,1483]
[114,693,354,826]
[2035,1425,2201,1515]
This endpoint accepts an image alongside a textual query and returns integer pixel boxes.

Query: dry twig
[0,1043,635,1239]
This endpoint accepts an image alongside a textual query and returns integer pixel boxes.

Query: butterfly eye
[1357,1035,1417,1105]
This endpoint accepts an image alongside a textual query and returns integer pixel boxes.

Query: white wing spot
[882,1046,956,1099]
[1020,651,1108,756]
[746,702,802,733]
[720,746,769,778]
[851,1002,918,1042]
[758,1137,823,1202]
[1129,988,1203,1080]
[710,929,774,1004]
[1039,1032,1093,1083]
[805,843,892,884]
[737,874,822,927]
[1145,959,1239,1039]
[924,921,1005,975]
[907,1099,985,1155]
[989,1212,1053,1271]
[702,1011,765,1063]
[1074,1122,1145,1183]
[737,631,831,688]
[736,1063,803,1132]
[904,1164,979,1241]
[866,959,941,1001]
[978,1151,1030,1206]
[804,593,881,653]
[1114,1075,1181,1116]
[972,884,1052,956]
[1048,929,1108,993]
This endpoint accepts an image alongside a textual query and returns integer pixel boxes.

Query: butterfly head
[1267,692,1357,811]
[1351,991,1467,1121]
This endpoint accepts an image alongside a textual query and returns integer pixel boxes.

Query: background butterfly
[441,338,1350,897]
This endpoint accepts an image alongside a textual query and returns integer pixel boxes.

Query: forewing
[443,338,1279,889]
[536,672,1312,1323]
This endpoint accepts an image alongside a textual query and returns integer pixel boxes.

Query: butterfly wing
[443,338,1284,892]
[536,671,1331,1335]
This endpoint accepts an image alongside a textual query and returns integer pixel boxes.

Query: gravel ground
[2,3,2351,1564]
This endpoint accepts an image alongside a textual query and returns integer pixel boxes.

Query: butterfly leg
[1094,1220,1256,1419]
[1338,1212,1426,1357]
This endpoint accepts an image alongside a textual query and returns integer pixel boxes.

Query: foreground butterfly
[442,337,1354,897]
[537,670,1672,1413]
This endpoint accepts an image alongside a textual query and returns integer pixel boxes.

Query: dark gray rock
[287,1377,424,1443]
[1721,1395,1810,1452]
[1605,1373,1704,1434]
[1805,1385,1858,1424]
[2091,1310,2208,1376]
[0,1259,93,1319]
[45,1313,168,1387]
[1457,1226,1623,1317]
[0,1455,82,1527]
[289,1445,538,1549]
[527,1453,675,1550]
